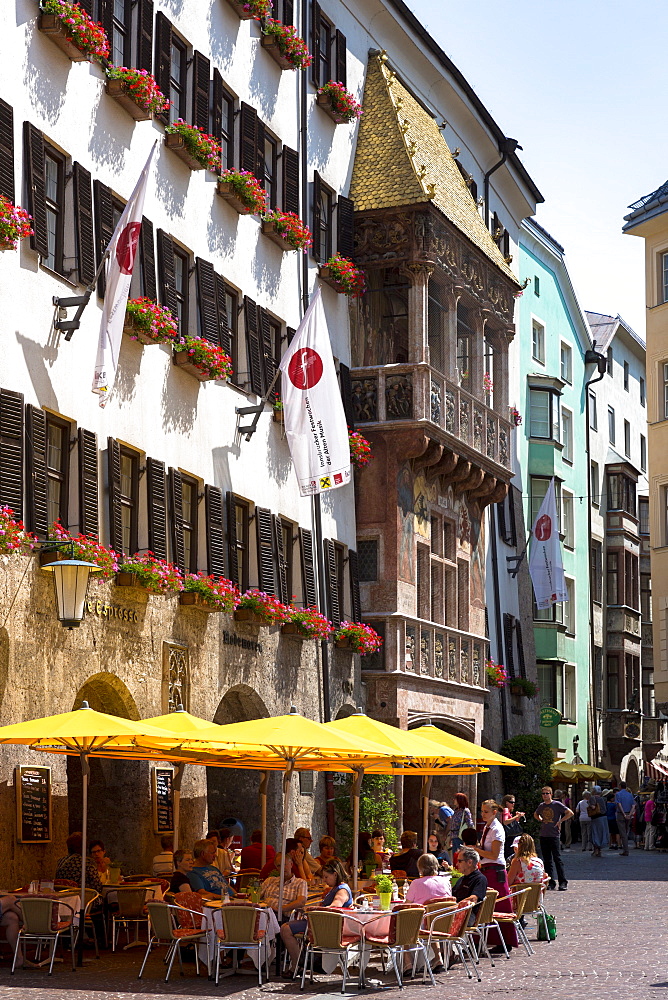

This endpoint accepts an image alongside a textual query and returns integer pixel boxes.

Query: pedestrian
[429,798,453,834]
[644,793,657,851]
[588,785,609,857]
[533,786,572,890]
[500,794,525,860]
[447,793,474,854]
[477,800,518,952]
[606,792,620,849]
[576,791,592,852]
[554,790,572,850]
[614,781,635,855]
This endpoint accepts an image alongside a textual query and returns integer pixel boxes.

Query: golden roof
[350,55,517,283]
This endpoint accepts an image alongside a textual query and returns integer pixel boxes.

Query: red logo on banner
[288,348,323,389]
[116,222,142,275]
[535,514,552,541]
[334,473,343,484]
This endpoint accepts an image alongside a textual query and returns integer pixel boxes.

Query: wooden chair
[139,902,210,982]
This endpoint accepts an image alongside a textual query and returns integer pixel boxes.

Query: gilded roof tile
[350,56,517,283]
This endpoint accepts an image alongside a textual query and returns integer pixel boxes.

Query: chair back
[19,897,59,934]
[306,909,347,950]
[82,888,99,911]
[174,891,203,928]
[115,887,148,918]
[236,870,261,891]
[391,869,408,880]
[508,886,531,918]
[54,879,78,889]
[520,882,543,914]
[423,898,456,933]
[448,901,473,940]
[471,889,498,929]
[393,906,425,946]
[146,901,176,941]
[221,904,262,943]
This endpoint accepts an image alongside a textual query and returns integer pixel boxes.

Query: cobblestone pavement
[0,844,666,1000]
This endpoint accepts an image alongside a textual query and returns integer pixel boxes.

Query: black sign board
[16,766,52,843]
[152,767,174,834]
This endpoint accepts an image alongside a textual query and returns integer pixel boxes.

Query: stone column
[402,263,434,365]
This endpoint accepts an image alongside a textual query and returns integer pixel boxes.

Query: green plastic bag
[537,912,557,941]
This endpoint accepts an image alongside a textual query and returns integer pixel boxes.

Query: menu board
[152,767,174,834]
[16,766,52,843]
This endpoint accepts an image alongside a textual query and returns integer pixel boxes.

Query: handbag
[587,798,603,819]
[537,913,557,941]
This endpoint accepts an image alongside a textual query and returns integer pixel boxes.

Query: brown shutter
[205,484,225,576]
[0,389,24,518]
[99,0,114,46]
[282,145,299,215]
[312,171,322,261]
[274,515,289,604]
[259,307,276,400]
[196,257,219,345]
[255,118,266,187]
[107,437,124,553]
[515,620,526,679]
[78,0,93,12]
[137,0,154,72]
[168,468,185,573]
[323,538,340,626]
[23,122,48,259]
[212,69,223,144]
[25,405,48,537]
[299,527,317,608]
[286,326,295,345]
[140,216,156,300]
[157,229,179,322]
[93,180,114,297]
[239,102,258,175]
[0,99,14,202]
[311,0,321,87]
[154,12,172,124]
[78,428,98,537]
[214,274,232,358]
[73,163,95,287]
[226,491,240,587]
[503,612,516,679]
[349,548,361,622]
[192,51,211,134]
[335,29,347,87]
[244,296,265,396]
[339,362,354,429]
[256,507,276,595]
[283,0,294,24]
[337,193,354,259]
[146,457,167,559]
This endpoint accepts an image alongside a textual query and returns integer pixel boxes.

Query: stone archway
[403,718,479,834]
[335,704,357,720]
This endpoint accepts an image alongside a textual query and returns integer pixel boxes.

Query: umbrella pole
[259,771,268,867]
[422,776,433,853]
[277,761,294,924]
[172,763,185,852]
[351,768,363,894]
[78,753,90,968]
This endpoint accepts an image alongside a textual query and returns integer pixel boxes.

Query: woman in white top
[576,792,592,852]
[477,800,518,952]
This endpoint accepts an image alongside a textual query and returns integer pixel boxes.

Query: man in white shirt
[152,834,174,875]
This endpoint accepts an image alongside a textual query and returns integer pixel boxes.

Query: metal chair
[464,889,498,966]
[12,897,76,975]
[215,903,270,985]
[111,887,149,951]
[419,900,481,982]
[235,869,262,891]
[79,889,103,956]
[301,908,363,994]
[363,905,433,989]
[139,902,210,982]
[489,886,533,957]
[514,881,550,944]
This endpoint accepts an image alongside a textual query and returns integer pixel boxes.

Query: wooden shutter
[312,171,322,261]
[515,620,526,679]
[154,12,172,124]
[282,145,299,215]
[212,69,223,144]
[157,230,179,322]
[0,390,24,517]
[192,51,211,134]
[255,118,266,188]
[168,468,185,574]
[337,194,354,259]
[146,457,167,559]
[283,0,294,25]
[286,327,295,345]
[299,527,317,608]
[244,296,265,397]
[99,0,114,47]
[0,99,14,202]
[93,180,114,296]
[274,516,289,604]
[78,428,98,537]
[323,539,340,626]
[23,122,48,259]
[349,548,361,621]
[78,0,93,12]
[205,484,225,576]
[196,258,219,345]
[311,0,321,87]
[25,405,48,537]
[335,29,347,88]
[239,103,258,175]
[214,274,232,358]
[107,438,124,553]
[502,613,516,679]
[226,491,240,587]
[259,307,277,400]
[137,0,154,72]
[140,216,156,300]
[255,507,276,595]
[73,163,95,287]
[339,363,354,430]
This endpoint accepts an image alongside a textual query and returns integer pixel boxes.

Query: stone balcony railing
[350,363,512,473]
[360,613,488,691]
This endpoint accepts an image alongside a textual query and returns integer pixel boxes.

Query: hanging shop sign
[16,765,52,843]
[152,767,174,834]
[540,706,562,728]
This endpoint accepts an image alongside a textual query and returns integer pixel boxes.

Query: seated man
[240,829,275,871]
[260,839,310,882]
[449,848,488,919]
[152,834,174,875]
[190,839,235,899]
[389,830,422,880]
[55,831,103,893]
[261,860,308,923]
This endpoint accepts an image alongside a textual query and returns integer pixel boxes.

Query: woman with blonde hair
[507,833,545,886]
[477,799,518,952]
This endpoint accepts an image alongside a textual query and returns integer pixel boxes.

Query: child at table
[452,828,479,869]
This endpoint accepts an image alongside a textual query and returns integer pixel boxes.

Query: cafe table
[198,900,280,974]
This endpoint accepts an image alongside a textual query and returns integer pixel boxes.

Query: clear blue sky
[404,0,668,338]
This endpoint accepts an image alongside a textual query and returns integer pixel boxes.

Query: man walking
[615,781,635,856]
[534,786,573,891]
[576,791,592,852]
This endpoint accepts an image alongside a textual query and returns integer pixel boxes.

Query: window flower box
[318,255,365,297]
[115,571,146,589]
[181,572,239,612]
[38,13,94,62]
[224,0,272,19]
[123,316,160,345]
[316,84,362,125]
[164,133,205,171]
[173,337,233,382]
[280,622,309,640]
[216,172,267,216]
[217,181,250,215]
[282,606,332,640]
[179,592,220,613]
[234,608,273,625]
[335,636,351,650]
[39,549,65,567]
[39,1,109,61]
[116,553,183,595]
[165,120,221,172]
[261,19,311,70]
[261,35,296,70]
[124,299,178,346]
[261,219,294,251]
[261,211,312,253]
[173,351,213,381]
[105,78,152,122]
[235,589,290,625]
[0,197,34,251]
[333,621,383,655]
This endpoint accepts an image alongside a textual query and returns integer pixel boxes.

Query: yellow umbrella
[411,723,523,767]
[551,761,613,781]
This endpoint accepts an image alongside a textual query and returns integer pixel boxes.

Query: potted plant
[316,81,362,124]
[349,429,371,468]
[272,399,284,423]
[509,406,522,427]
[234,589,290,625]
[260,19,312,71]
[105,66,169,121]
[483,372,493,395]
[0,197,33,252]
[319,254,365,297]
[43,523,118,578]
[39,0,109,62]
[124,298,178,345]
[179,572,240,613]
[164,119,221,172]
[485,659,507,688]
[116,552,184,595]
[217,169,268,216]
[0,506,33,556]
[281,605,333,640]
[224,0,272,19]
[173,336,233,382]
[332,621,383,655]
[509,677,538,698]
[261,209,312,253]
[373,873,394,911]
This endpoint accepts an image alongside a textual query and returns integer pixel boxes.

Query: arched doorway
[67,674,152,874]
[402,719,479,836]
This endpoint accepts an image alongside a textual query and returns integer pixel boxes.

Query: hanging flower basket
[105,68,169,121]
[39,1,109,62]
[164,121,221,172]
[316,82,362,124]
[0,197,33,252]
[217,171,267,215]
[319,255,365,297]
[180,572,240,613]
[260,20,311,71]
[124,299,178,345]
[224,0,272,20]
[262,211,312,253]
[333,621,383,655]
[173,336,233,382]
[485,659,508,688]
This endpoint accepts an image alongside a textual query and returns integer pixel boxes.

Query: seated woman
[405,852,452,903]
[89,840,111,885]
[426,830,449,868]
[0,894,32,968]
[169,850,198,895]
[389,831,422,879]
[370,829,391,866]
[507,834,545,887]
[314,836,337,871]
[280,859,352,979]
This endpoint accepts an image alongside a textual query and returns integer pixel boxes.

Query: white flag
[278,287,351,497]
[92,145,156,407]
[528,477,567,609]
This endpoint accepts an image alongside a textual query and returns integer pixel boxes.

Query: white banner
[528,477,567,609]
[278,287,351,497]
[92,144,156,407]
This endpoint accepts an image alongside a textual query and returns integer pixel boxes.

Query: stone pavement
[0,844,665,1000]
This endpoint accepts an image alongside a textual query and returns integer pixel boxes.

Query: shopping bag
[537,912,557,941]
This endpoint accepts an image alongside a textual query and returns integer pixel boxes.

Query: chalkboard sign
[152,767,174,834]
[16,766,52,843]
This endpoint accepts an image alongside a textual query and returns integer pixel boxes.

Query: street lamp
[42,558,102,629]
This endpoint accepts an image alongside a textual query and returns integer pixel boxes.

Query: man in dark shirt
[390,831,423,879]
[452,848,488,917]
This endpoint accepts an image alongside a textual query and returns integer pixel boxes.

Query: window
[561,407,573,462]
[624,419,631,458]
[624,360,630,391]
[625,551,639,609]
[497,491,517,547]
[641,434,647,472]
[534,599,564,624]
[608,406,615,444]
[564,578,575,633]
[537,661,563,713]
[222,284,239,386]
[607,346,613,375]
[228,495,249,592]
[44,145,65,274]
[110,0,131,64]
[529,389,559,440]
[639,497,649,534]
[534,275,540,297]
[663,251,668,304]
[607,552,619,605]
[46,416,69,526]
[312,174,334,263]
[591,541,602,602]
[564,663,576,722]
[663,363,668,419]
[315,11,333,88]
[532,320,545,364]
[607,655,619,709]
[169,34,187,123]
[262,132,278,209]
[640,376,646,407]
[643,666,655,718]
[560,342,572,383]
[358,540,379,582]
[119,448,139,554]
[181,475,198,573]
[589,390,598,430]
[607,473,636,516]
[591,461,600,506]
[173,245,189,333]
[530,476,561,530]
[279,518,293,601]
[562,490,574,548]
[219,87,235,172]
